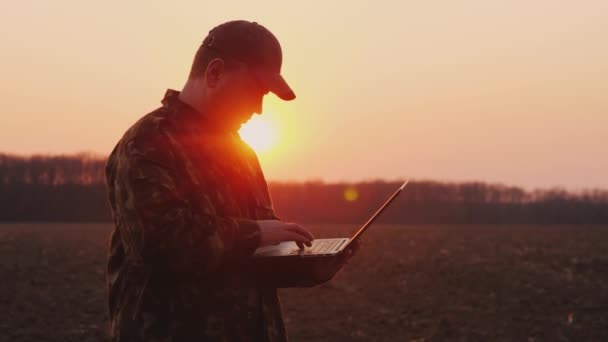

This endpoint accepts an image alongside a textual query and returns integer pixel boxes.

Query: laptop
[252,181,408,259]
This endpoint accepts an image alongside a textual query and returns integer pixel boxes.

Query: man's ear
[205,58,225,88]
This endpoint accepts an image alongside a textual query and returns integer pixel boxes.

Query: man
[105,20,359,341]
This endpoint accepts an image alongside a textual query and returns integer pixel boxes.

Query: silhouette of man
[105,20,359,341]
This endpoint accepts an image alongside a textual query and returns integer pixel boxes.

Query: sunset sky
[1,0,606,190]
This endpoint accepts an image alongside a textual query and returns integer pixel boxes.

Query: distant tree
[1,152,607,224]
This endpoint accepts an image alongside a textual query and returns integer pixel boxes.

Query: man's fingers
[296,241,313,249]
[283,231,312,245]
[285,223,315,241]
[258,220,316,247]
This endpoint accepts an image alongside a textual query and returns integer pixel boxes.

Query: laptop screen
[346,181,408,245]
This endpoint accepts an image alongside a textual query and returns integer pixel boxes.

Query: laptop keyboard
[289,238,345,255]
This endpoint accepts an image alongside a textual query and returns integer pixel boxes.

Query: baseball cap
[201,20,296,101]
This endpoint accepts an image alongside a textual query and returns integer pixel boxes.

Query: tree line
[1,153,607,224]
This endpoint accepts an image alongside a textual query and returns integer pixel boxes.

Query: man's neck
[177,79,239,133]
[178,78,210,117]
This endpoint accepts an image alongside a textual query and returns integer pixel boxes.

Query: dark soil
[1,224,607,341]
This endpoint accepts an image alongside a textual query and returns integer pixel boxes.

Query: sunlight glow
[239,115,277,154]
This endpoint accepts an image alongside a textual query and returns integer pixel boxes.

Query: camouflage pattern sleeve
[115,134,261,277]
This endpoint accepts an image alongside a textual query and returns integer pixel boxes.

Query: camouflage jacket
[105,89,288,341]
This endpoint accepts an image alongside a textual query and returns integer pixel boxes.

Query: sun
[239,115,277,154]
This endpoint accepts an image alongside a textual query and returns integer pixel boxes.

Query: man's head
[183,20,295,130]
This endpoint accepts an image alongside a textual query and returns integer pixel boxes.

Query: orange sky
[1,0,607,190]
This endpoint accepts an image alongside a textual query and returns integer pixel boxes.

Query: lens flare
[344,186,359,202]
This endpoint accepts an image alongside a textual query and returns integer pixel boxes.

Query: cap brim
[254,71,296,101]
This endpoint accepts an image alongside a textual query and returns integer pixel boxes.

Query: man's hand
[309,238,362,284]
[257,220,315,248]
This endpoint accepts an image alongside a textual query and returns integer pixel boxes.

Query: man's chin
[236,115,254,127]
[221,111,254,132]
[241,114,254,124]
[231,119,248,132]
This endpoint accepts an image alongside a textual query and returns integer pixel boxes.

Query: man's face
[209,61,269,130]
